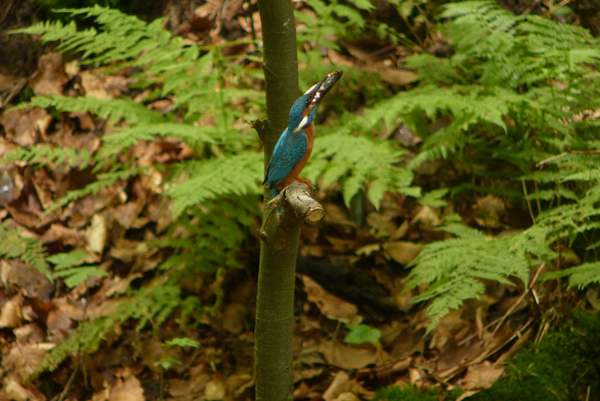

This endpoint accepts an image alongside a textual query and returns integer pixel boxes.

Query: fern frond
[1,145,93,169]
[98,123,216,157]
[32,279,185,377]
[14,6,167,65]
[17,95,164,125]
[544,262,600,289]
[0,223,52,280]
[166,152,263,218]
[407,228,530,332]
[46,167,138,214]
[305,133,418,208]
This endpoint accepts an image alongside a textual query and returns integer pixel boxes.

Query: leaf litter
[0,0,568,400]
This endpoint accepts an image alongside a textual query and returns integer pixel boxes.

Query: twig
[474,319,534,365]
[522,179,536,224]
[491,262,546,338]
[457,316,503,346]
[586,386,591,401]
[533,180,542,215]
[262,181,325,233]
[521,0,541,15]
[535,318,552,345]
[542,0,571,18]
[437,319,534,381]
[57,366,78,401]
[536,150,600,167]
[283,182,325,224]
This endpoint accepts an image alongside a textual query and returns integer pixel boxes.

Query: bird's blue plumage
[264,127,308,196]
[264,96,318,196]
[263,70,343,198]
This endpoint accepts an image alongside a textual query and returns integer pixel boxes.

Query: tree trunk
[254,0,299,399]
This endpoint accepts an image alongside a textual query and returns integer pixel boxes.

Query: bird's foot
[294,177,312,187]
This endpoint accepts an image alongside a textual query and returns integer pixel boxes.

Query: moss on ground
[374,311,600,401]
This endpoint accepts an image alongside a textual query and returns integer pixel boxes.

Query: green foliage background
[4,0,600,377]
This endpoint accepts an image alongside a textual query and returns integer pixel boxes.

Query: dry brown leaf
[91,387,110,401]
[87,214,107,254]
[0,74,28,108]
[109,242,149,264]
[430,310,469,350]
[301,275,361,325]
[334,392,364,401]
[31,169,55,210]
[474,195,506,228]
[1,259,54,301]
[390,325,425,360]
[80,71,128,99]
[3,343,55,382]
[109,375,145,401]
[382,241,422,265]
[318,341,385,370]
[39,223,87,247]
[0,293,24,328]
[412,205,441,227]
[355,243,380,257]
[379,69,419,86]
[496,328,533,365]
[106,202,145,231]
[13,323,46,345]
[87,298,123,321]
[29,53,68,96]
[103,273,142,297]
[323,371,373,401]
[326,236,358,253]
[323,371,352,401]
[186,364,213,393]
[5,204,54,229]
[456,390,480,401]
[328,49,355,68]
[64,60,80,78]
[390,220,410,240]
[221,302,248,334]
[205,378,226,400]
[47,298,85,342]
[69,111,96,131]
[166,378,189,398]
[293,367,324,383]
[463,361,505,390]
[225,373,253,397]
[323,204,356,227]
[409,367,425,385]
[0,108,51,147]
[2,375,47,401]
[367,212,397,239]
[0,71,17,91]
[294,381,312,399]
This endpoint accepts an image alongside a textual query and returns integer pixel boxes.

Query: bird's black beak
[304,70,343,108]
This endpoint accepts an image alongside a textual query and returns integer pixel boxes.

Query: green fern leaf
[166,152,263,218]
[0,223,52,280]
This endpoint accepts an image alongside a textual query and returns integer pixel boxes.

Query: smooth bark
[254,0,299,399]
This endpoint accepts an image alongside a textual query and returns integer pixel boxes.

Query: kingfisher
[263,70,343,198]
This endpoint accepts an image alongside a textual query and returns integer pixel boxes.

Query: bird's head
[288,70,343,134]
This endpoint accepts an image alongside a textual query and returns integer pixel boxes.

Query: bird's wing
[264,130,307,189]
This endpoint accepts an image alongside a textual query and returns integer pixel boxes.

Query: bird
[263,70,343,198]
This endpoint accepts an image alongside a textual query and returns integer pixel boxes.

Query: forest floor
[0,0,599,401]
